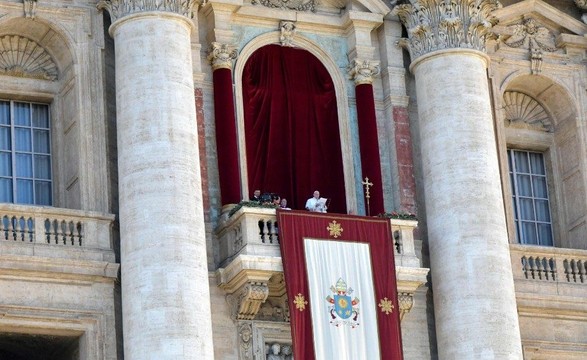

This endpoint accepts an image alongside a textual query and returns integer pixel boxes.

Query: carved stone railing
[216,207,429,321]
[510,244,587,297]
[0,204,114,250]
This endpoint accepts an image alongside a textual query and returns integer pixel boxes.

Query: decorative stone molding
[23,0,37,19]
[252,0,315,12]
[279,21,296,47]
[502,18,557,75]
[503,91,552,132]
[238,322,253,360]
[398,292,414,321]
[392,0,501,61]
[97,0,200,22]
[574,0,587,24]
[0,35,58,80]
[207,42,238,71]
[347,59,380,85]
[228,281,270,320]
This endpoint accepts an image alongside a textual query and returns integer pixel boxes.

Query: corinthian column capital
[207,42,238,71]
[392,0,501,62]
[347,59,380,85]
[98,0,201,22]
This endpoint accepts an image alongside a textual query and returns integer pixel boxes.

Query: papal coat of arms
[325,278,360,328]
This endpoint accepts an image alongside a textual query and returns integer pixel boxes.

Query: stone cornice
[97,0,201,22]
[347,59,381,85]
[392,0,501,62]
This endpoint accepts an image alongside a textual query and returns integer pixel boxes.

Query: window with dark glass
[508,149,553,246]
[0,100,51,205]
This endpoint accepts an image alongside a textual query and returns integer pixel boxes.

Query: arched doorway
[241,44,347,213]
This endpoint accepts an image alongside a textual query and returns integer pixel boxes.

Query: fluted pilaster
[393,0,501,62]
[98,0,200,22]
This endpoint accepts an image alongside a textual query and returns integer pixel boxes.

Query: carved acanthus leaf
[0,35,57,81]
[97,0,201,22]
[252,0,315,12]
[347,59,380,85]
[503,91,552,132]
[207,42,238,71]
[280,21,296,47]
[392,0,501,61]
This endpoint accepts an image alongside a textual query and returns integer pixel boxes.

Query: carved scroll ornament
[0,35,57,80]
[392,0,501,61]
[502,18,557,75]
[574,0,587,24]
[347,59,380,85]
[207,42,238,71]
[97,0,201,22]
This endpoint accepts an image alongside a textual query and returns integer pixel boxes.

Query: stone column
[98,1,214,359]
[348,59,385,216]
[394,1,523,359]
[207,42,241,205]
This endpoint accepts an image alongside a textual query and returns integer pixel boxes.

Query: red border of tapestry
[277,209,404,360]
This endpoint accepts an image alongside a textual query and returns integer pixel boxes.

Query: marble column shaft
[107,10,214,360]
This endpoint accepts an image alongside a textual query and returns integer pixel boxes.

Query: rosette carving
[97,0,201,22]
[392,0,501,61]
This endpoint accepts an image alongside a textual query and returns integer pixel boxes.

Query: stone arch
[234,31,357,213]
[499,73,587,249]
[0,16,76,81]
[501,74,577,130]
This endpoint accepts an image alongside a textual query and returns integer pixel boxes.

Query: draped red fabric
[277,210,404,360]
[242,45,346,213]
[213,68,241,204]
[355,83,384,215]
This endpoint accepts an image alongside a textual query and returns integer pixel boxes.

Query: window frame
[508,149,554,246]
[0,99,53,206]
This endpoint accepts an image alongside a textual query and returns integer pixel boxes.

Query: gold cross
[362,177,374,216]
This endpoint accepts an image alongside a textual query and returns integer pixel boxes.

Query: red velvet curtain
[242,45,346,213]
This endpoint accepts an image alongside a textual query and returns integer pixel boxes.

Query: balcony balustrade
[0,203,117,273]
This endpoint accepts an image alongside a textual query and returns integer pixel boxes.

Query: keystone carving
[228,281,270,320]
[392,0,501,61]
[23,0,37,19]
[0,35,58,80]
[502,18,557,75]
[398,292,414,321]
[97,0,200,22]
[280,21,296,47]
[347,59,380,85]
[252,0,315,12]
[207,42,238,71]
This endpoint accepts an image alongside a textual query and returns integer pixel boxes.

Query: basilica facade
[0,0,586,358]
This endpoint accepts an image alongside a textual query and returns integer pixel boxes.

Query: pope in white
[305,190,327,213]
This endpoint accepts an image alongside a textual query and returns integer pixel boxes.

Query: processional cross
[362,177,373,216]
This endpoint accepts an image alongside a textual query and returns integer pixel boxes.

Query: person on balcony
[305,190,327,213]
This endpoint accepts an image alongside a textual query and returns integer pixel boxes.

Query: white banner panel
[304,238,380,360]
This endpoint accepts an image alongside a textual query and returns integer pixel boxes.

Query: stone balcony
[0,203,118,279]
[215,206,429,321]
[509,244,587,358]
